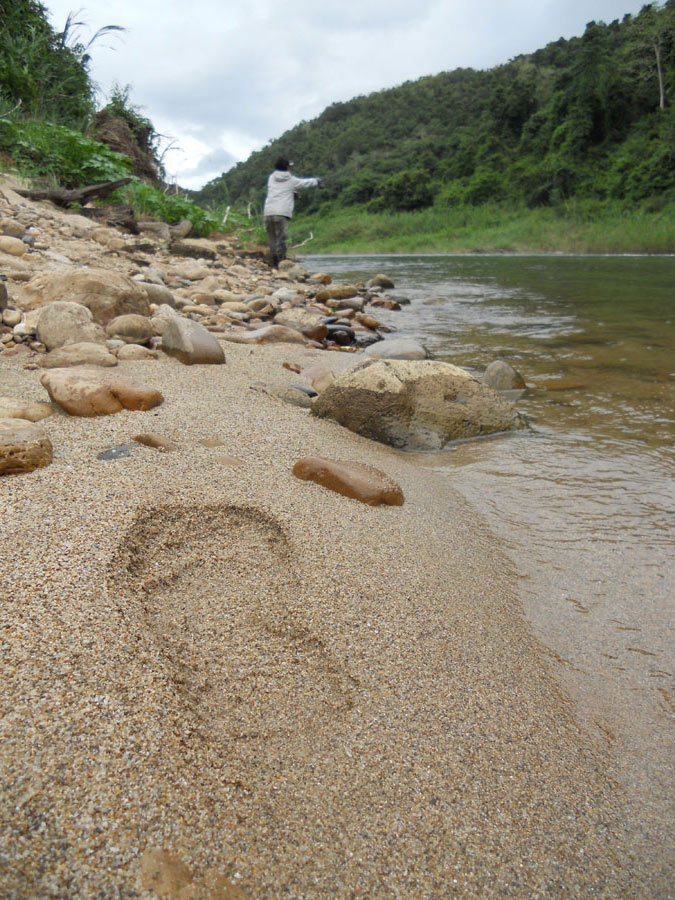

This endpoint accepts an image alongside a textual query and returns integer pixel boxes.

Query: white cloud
[44,0,647,188]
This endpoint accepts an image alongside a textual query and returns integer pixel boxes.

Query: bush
[113,182,242,237]
[370,168,434,211]
[0,118,132,185]
[463,169,506,205]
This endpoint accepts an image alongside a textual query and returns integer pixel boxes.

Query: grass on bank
[289,200,675,255]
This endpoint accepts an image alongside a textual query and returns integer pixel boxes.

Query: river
[304,253,675,896]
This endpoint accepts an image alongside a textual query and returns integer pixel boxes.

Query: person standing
[263,157,322,267]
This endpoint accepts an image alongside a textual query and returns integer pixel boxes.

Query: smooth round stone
[365,338,427,360]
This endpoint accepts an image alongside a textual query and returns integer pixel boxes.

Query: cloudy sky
[44,0,647,190]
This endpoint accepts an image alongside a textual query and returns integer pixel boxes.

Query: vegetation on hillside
[196,2,675,231]
[0,0,246,237]
[1,1,674,251]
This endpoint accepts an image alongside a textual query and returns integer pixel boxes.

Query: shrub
[0,118,132,185]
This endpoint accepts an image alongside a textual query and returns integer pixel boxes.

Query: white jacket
[263,170,320,218]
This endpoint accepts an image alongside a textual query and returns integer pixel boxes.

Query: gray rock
[37,302,106,350]
[161,317,226,365]
[139,282,176,308]
[364,338,427,360]
[482,359,526,392]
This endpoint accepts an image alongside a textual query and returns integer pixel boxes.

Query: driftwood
[15,177,133,208]
[78,204,139,234]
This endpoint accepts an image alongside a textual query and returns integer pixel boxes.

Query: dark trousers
[264,215,289,267]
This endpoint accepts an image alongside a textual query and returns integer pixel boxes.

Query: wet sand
[0,343,649,898]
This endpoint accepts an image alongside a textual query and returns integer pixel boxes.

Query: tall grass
[292,201,675,255]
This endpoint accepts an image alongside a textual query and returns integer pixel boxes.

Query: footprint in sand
[113,504,355,748]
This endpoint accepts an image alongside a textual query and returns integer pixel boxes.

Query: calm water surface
[306,253,675,891]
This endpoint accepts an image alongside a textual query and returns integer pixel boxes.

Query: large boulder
[40,367,163,417]
[20,268,151,323]
[312,359,525,450]
[0,419,52,475]
[36,302,106,350]
[161,317,225,365]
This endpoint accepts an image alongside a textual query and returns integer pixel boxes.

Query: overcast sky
[44,1,647,190]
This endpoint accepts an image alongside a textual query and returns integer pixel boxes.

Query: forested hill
[195,3,675,216]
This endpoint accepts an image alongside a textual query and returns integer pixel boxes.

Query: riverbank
[0,184,652,898]
[0,344,648,899]
[295,200,675,255]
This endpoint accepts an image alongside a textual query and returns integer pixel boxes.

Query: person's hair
[274,157,291,171]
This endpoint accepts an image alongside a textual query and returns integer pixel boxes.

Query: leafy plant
[0,118,132,185]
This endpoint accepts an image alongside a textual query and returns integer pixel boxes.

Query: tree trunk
[654,40,666,110]
[15,177,133,208]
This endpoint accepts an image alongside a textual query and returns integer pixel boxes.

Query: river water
[305,253,675,894]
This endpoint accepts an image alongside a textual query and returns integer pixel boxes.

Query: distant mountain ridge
[195,3,675,216]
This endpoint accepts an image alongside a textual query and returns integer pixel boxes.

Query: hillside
[195,3,675,220]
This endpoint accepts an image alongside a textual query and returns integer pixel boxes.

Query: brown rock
[38,342,118,368]
[2,308,21,327]
[356,312,381,330]
[328,284,359,300]
[221,324,309,345]
[40,368,163,416]
[274,309,328,341]
[169,219,193,239]
[133,432,179,451]
[138,220,171,242]
[312,358,525,451]
[369,297,401,310]
[0,397,53,422]
[2,343,31,357]
[170,239,217,260]
[311,370,335,394]
[483,359,526,391]
[0,235,26,257]
[0,419,52,475]
[105,313,154,344]
[21,268,150,323]
[367,274,395,289]
[115,344,158,361]
[293,456,404,506]
[0,218,25,238]
[139,282,176,307]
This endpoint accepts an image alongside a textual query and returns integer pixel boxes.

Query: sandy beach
[0,337,650,898]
